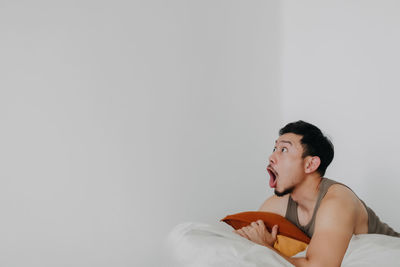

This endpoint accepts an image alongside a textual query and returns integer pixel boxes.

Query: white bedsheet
[166,222,400,267]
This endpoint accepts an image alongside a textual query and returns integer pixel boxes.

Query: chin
[274,186,294,197]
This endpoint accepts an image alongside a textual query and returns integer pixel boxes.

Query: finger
[256,219,265,227]
[241,226,250,233]
[241,227,252,236]
[271,225,279,239]
[237,229,249,239]
[250,221,258,227]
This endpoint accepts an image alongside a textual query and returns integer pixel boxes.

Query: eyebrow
[275,140,293,146]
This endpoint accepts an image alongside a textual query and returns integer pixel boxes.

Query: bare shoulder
[324,183,360,206]
[316,183,359,230]
[258,194,289,217]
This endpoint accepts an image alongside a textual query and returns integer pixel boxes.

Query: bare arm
[258,194,288,217]
[239,191,357,267]
[287,195,356,266]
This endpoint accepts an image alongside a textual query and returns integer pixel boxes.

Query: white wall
[0,1,281,266]
[280,0,400,228]
[5,1,397,266]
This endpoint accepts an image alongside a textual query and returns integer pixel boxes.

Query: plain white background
[1,1,400,266]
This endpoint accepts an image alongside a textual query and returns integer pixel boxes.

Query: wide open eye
[273,147,276,152]
[281,147,288,152]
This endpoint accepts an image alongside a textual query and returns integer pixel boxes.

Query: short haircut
[279,120,334,176]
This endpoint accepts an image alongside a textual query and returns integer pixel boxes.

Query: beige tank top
[285,178,400,238]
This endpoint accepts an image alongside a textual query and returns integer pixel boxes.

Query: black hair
[279,120,334,176]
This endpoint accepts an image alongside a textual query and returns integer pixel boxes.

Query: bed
[167,221,400,266]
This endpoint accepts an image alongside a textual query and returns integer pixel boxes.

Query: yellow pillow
[274,235,308,257]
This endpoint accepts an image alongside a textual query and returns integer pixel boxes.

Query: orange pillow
[221,211,310,257]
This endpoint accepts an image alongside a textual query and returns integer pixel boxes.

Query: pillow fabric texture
[221,211,310,257]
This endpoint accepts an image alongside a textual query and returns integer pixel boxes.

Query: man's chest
[296,205,316,227]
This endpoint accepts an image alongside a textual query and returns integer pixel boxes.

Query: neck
[290,173,323,212]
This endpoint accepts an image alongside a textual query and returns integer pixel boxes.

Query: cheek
[283,160,303,175]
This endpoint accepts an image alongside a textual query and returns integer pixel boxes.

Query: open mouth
[267,167,278,188]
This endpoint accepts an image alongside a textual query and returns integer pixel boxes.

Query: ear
[304,156,321,174]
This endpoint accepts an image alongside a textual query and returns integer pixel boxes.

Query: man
[234,120,400,267]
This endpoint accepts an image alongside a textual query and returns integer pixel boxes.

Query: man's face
[267,133,307,197]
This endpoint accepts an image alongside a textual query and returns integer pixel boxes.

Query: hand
[234,220,279,247]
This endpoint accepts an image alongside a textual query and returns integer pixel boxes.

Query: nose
[268,152,276,165]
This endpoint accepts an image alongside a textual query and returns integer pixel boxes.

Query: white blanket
[166,222,400,267]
